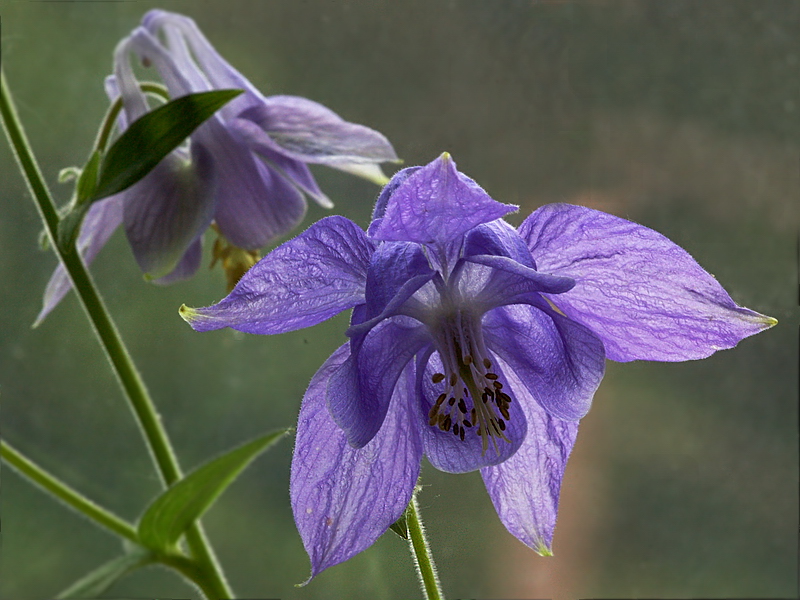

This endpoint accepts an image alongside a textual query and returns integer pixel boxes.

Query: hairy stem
[406,492,444,600]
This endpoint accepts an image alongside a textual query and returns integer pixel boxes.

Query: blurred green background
[1,1,797,599]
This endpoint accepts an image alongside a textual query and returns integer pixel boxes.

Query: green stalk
[1,69,232,599]
[1,440,139,543]
[405,493,444,600]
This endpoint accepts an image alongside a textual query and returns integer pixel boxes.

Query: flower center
[427,312,512,455]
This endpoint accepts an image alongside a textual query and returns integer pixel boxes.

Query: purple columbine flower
[36,9,397,325]
[181,154,776,577]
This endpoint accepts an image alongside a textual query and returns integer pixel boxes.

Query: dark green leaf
[91,89,243,202]
[389,511,409,540]
[76,149,101,206]
[56,549,153,599]
[138,428,291,553]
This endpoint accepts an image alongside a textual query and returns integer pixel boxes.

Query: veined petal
[291,344,422,580]
[208,124,308,249]
[367,166,422,237]
[370,154,517,246]
[520,204,777,362]
[181,216,373,333]
[142,10,264,102]
[35,196,123,326]
[340,242,436,349]
[364,241,434,320]
[328,318,430,448]
[481,360,579,555]
[238,97,398,165]
[229,117,334,208]
[462,255,575,309]
[482,304,605,421]
[415,351,528,473]
[123,144,216,280]
[126,27,304,250]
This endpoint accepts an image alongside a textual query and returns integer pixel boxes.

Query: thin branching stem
[1,69,232,599]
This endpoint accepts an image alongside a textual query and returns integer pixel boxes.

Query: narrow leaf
[389,512,409,540]
[76,149,101,206]
[138,428,291,552]
[91,89,243,202]
[56,550,153,599]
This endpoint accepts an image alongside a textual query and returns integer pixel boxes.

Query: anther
[428,405,438,420]
[485,373,498,380]
[458,399,467,414]
[432,373,445,384]
[449,373,458,386]
[493,381,503,390]
[448,397,456,406]
[463,420,472,428]
[435,393,447,407]
[459,428,466,441]
[498,392,512,405]
[497,419,506,431]
[499,405,510,420]
[429,413,438,426]
[442,415,452,431]
[463,355,473,365]
[483,358,492,369]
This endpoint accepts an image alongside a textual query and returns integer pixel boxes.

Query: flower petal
[363,241,435,320]
[370,154,517,246]
[481,360,579,555]
[127,26,304,250]
[367,166,421,237]
[35,196,123,326]
[462,255,575,308]
[291,344,422,580]
[328,318,430,448]
[151,236,203,285]
[482,304,605,421]
[229,117,334,208]
[123,145,216,279]
[463,219,536,268]
[142,10,265,105]
[237,96,398,166]
[415,351,528,473]
[181,216,373,333]
[519,204,776,361]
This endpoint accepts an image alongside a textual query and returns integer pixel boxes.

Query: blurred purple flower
[182,154,775,577]
[36,9,397,325]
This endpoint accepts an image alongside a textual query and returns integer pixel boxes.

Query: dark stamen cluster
[427,355,513,450]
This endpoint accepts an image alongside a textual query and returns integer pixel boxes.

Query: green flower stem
[1,440,139,543]
[406,493,444,600]
[1,70,232,600]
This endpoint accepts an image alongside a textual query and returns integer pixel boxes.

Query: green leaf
[389,511,409,540]
[55,150,102,252]
[56,549,153,599]
[76,149,101,205]
[138,428,291,553]
[90,89,243,202]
